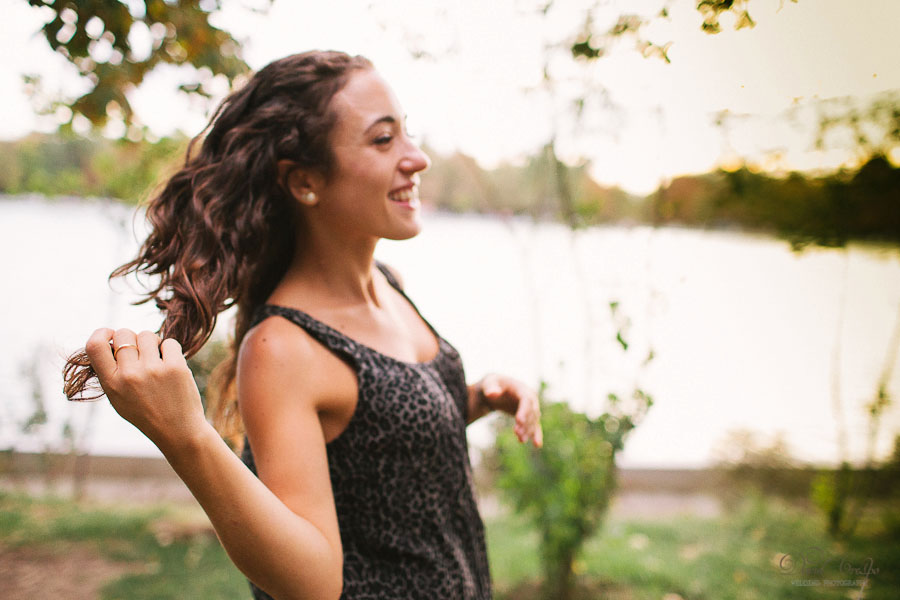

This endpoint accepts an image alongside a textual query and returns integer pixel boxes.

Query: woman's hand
[470,374,543,448]
[84,327,207,453]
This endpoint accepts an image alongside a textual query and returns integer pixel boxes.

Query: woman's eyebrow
[364,114,406,133]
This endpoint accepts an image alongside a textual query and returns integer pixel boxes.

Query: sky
[2,0,899,194]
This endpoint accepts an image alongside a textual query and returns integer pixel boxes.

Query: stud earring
[301,192,317,205]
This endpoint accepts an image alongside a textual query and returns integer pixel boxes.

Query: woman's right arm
[85,325,342,600]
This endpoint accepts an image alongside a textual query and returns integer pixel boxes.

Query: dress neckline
[256,262,444,367]
[257,302,446,368]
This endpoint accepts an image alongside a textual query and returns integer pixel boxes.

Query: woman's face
[312,68,430,242]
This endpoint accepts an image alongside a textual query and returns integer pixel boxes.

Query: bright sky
[3,0,899,194]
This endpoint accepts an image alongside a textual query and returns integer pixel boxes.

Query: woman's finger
[112,328,140,365]
[85,327,116,378]
[514,391,541,446]
[160,338,186,367]
[136,330,162,364]
[515,393,536,425]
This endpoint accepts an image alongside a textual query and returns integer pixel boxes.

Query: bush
[493,386,651,600]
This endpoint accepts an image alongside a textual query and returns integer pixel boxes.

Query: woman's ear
[277,160,320,206]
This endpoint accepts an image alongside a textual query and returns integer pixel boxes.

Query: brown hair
[63,50,373,444]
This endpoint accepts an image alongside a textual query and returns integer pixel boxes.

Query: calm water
[2,195,898,467]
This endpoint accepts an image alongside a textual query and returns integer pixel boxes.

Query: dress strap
[374,260,403,291]
[251,304,361,368]
[374,261,441,339]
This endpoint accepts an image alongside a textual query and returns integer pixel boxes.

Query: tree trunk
[544,547,576,600]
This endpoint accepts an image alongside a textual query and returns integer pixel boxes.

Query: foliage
[421,143,645,224]
[809,434,900,540]
[5,345,78,458]
[814,90,900,160]
[24,0,262,135]
[564,0,789,65]
[0,133,186,202]
[22,0,794,139]
[711,428,900,538]
[711,429,814,502]
[492,386,652,600]
[810,462,856,538]
[432,145,900,246]
[690,156,900,248]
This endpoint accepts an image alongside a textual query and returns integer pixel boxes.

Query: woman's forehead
[331,70,404,132]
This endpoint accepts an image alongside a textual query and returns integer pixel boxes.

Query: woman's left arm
[467,374,543,447]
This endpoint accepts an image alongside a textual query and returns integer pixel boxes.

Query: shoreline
[2,451,735,519]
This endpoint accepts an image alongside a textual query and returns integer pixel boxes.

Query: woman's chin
[383,219,423,241]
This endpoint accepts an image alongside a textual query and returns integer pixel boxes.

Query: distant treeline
[0,134,187,203]
[2,133,898,247]
[425,145,900,249]
[653,158,900,249]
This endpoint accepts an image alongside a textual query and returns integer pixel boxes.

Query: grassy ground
[1,490,897,599]
[487,494,900,599]
[0,492,247,599]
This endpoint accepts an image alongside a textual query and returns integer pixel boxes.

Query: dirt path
[0,542,144,600]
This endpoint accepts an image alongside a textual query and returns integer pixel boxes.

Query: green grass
[0,491,247,599]
[3,490,897,599]
[486,493,900,600]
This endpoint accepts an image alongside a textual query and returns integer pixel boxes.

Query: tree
[24,0,263,136]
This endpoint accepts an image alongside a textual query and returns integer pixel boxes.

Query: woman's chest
[329,352,468,463]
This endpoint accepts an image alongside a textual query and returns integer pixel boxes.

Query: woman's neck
[275,230,384,310]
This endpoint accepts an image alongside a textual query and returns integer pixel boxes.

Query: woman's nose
[401,138,430,174]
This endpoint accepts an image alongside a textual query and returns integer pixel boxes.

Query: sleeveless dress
[240,264,492,600]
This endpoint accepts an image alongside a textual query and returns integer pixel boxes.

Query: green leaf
[615,331,628,351]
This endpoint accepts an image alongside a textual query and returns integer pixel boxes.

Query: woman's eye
[374,134,393,145]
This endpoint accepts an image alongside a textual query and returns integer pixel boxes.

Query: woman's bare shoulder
[236,314,330,409]
[239,315,317,373]
[237,312,356,414]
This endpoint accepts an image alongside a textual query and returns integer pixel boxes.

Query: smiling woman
[62,50,542,600]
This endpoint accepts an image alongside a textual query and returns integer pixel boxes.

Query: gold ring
[113,343,138,360]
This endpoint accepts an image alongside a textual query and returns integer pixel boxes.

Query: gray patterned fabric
[241,263,491,599]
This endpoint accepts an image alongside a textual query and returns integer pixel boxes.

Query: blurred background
[1,0,899,598]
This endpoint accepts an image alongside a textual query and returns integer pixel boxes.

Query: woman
[64,50,542,600]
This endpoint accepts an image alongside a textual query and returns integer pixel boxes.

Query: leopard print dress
[241,264,492,599]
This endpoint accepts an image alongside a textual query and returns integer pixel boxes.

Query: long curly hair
[63,50,373,445]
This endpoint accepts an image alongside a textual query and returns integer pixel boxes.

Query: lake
[1,195,898,468]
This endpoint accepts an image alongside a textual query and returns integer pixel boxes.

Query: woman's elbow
[279,577,343,600]
[255,558,343,600]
